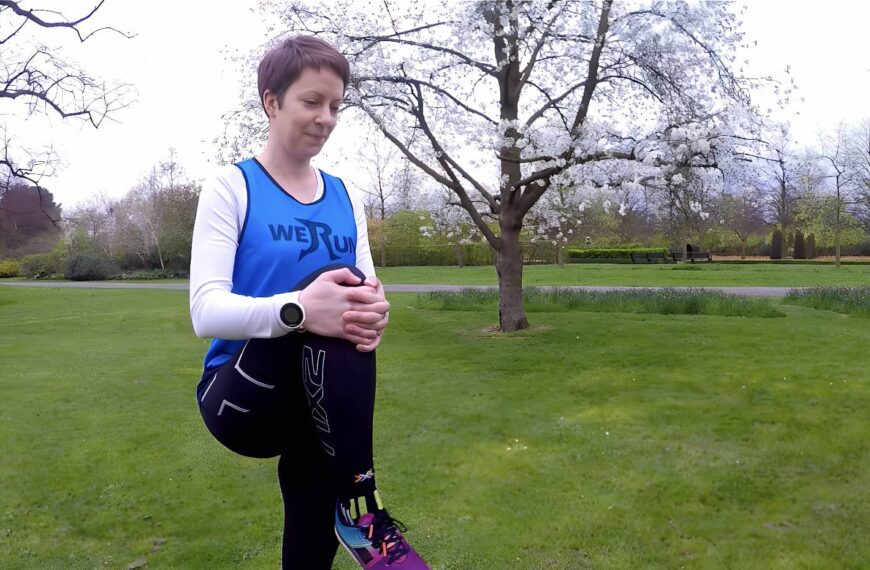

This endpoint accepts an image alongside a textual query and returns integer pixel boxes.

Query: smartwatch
[279,295,306,331]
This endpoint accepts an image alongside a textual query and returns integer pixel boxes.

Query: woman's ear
[263,90,278,119]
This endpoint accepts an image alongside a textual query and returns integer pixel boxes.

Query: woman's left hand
[342,276,389,352]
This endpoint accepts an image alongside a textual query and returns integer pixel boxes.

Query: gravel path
[0,281,796,297]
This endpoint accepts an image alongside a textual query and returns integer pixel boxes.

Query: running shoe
[335,501,430,569]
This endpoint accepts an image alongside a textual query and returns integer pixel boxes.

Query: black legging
[197,268,378,568]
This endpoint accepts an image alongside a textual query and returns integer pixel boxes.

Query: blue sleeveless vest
[202,158,357,372]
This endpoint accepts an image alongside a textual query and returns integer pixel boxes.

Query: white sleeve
[344,180,376,278]
[188,165,298,340]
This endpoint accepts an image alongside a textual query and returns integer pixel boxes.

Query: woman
[189,35,429,569]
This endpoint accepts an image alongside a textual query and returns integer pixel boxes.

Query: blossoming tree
[247,0,767,330]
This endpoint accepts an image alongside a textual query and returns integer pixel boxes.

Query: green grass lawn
[376,263,870,288]
[1,287,868,569]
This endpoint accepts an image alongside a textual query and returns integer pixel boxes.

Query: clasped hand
[298,268,389,352]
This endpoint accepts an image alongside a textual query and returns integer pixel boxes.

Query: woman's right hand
[298,268,390,347]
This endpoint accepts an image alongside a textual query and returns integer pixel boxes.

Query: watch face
[281,303,303,327]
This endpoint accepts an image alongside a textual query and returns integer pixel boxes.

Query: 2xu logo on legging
[302,345,334,456]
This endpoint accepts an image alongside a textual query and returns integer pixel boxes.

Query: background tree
[62,152,200,272]
[795,189,865,259]
[848,118,870,234]
[720,187,766,259]
[420,189,485,267]
[0,182,61,256]
[64,192,114,257]
[819,124,859,268]
[358,131,423,266]
[660,166,712,262]
[528,183,585,266]
[237,0,765,330]
[747,126,801,259]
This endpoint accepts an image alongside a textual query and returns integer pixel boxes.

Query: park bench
[630,252,671,264]
[669,251,712,263]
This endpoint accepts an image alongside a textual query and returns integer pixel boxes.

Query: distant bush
[0,260,21,278]
[794,230,806,259]
[806,234,816,259]
[770,229,783,260]
[64,254,118,281]
[19,252,60,279]
[117,268,185,280]
[566,247,668,260]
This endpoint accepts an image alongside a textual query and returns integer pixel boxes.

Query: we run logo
[268,218,355,261]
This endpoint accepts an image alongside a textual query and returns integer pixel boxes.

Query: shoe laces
[366,510,409,564]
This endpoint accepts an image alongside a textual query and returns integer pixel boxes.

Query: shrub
[806,234,816,259]
[770,229,783,260]
[794,230,806,259]
[64,254,118,281]
[19,252,60,279]
[117,268,184,280]
[0,260,21,278]
[566,247,668,260]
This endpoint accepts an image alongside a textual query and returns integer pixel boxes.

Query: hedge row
[375,244,495,267]
[566,247,669,260]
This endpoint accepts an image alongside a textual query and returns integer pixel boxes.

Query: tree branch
[356,75,498,125]
[571,0,612,133]
[407,82,500,244]
[0,0,133,41]
[348,34,497,77]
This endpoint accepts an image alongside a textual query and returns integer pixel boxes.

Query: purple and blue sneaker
[335,501,430,569]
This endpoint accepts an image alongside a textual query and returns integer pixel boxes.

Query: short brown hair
[257,36,350,115]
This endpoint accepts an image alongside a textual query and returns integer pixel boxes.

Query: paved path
[0,281,795,297]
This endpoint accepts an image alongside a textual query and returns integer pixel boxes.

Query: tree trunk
[150,227,165,270]
[835,208,841,269]
[740,236,747,259]
[379,204,386,268]
[681,223,689,263]
[495,224,528,332]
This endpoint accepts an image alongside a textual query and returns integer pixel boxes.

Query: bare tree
[65,192,115,256]
[741,126,802,258]
[0,0,131,188]
[819,124,859,268]
[849,118,870,234]
[358,131,424,266]
[359,132,401,221]
[720,188,766,259]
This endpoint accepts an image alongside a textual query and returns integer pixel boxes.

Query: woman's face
[266,66,345,161]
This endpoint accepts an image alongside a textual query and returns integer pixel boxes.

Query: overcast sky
[11,0,870,208]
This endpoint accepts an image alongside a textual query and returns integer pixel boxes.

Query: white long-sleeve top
[189,164,375,340]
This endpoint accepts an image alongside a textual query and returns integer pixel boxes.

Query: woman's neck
[256,141,318,203]
[257,142,313,183]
